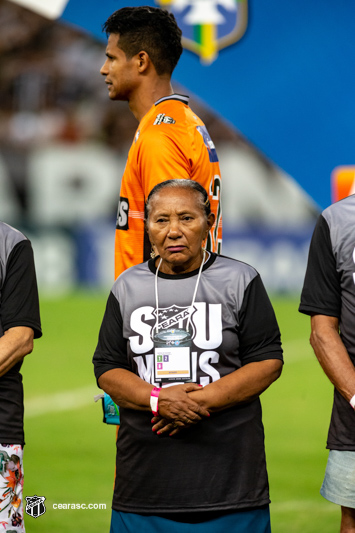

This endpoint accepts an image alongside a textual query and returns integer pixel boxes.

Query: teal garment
[102,393,120,425]
[110,507,271,533]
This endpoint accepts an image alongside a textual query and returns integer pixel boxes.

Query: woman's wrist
[188,387,209,410]
[150,387,161,415]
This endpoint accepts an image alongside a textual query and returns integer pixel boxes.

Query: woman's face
[147,187,215,275]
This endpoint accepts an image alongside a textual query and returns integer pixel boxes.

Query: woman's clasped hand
[151,383,210,436]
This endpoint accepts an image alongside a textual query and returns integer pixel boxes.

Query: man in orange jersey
[100,6,222,279]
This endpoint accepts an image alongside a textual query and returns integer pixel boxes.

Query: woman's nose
[167,221,181,237]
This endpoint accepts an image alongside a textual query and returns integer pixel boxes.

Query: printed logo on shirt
[130,302,222,354]
[134,130,140,143]
[129,302,223,384]
[152,305,197,339]
[116,197,129,231]
[153,113,176,125]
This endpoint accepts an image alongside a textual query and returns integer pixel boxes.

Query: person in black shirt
[300,195,355,532]
[93,180,283,533]
[0,222,42,532]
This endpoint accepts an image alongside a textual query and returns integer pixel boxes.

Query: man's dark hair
[103,6,183,76]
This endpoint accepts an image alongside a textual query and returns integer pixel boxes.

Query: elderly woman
[93,179,283,533]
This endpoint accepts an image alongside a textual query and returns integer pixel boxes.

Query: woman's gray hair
[145,179,211,219]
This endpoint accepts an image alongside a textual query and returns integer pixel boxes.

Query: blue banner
[9,0,355,209]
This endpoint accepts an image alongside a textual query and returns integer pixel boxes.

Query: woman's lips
[166,246,185,252]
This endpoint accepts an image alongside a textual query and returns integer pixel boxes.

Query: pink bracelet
[350,394,355,409]
[150,387,161,416]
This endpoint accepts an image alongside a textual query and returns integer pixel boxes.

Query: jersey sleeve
[137,128,191,197]
[299,214,341,317]
[0,240,42,338]
[93,291,131,384]
[238,274,283,365]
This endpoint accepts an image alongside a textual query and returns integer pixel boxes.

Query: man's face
[100,34,138,101]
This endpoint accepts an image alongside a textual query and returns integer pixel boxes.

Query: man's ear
[137,51,150,73]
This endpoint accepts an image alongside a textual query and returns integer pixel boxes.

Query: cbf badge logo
[155,0,248,64]
[25,495,46,518]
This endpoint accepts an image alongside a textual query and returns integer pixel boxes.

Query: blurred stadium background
[0,0,347,531]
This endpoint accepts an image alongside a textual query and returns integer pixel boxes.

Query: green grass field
[20,292,340,532]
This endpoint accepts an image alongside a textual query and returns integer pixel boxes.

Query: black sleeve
[1,240,42,338]
[299,214,341,317]
[92,292,131,384]
[238,274,283,365]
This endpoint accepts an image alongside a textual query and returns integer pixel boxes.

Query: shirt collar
[154,94,189,106]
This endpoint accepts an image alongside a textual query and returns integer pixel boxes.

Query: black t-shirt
[93,253,283,514]
[0,223,42,445]
[299,196,355,450]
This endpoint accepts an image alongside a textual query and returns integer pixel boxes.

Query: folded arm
[189,358,283,411]
[0,326,34,377]
[310,314,355,403]
[98,368,210,425]
[153,358,282,435]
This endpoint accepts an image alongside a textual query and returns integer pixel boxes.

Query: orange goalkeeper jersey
[114,94,222,279]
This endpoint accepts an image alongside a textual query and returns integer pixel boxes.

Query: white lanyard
[154,251,208,334]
